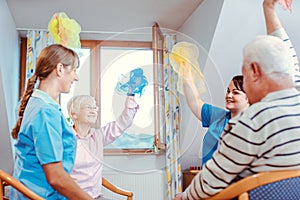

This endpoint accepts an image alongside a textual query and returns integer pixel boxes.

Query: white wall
[0,0,20,173]
[177,0,225,170]
[178,0,300,170]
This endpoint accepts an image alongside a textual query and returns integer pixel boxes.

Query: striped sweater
[182,28,300,200]
[270,28,300,89]
[182,88,300,200]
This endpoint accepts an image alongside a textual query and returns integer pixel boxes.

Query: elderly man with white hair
[174,0,300,199]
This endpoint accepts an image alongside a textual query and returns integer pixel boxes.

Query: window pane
[60,48,91,122]
[100,47,154,149]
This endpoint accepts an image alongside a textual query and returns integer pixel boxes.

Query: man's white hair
[243,35,294,80]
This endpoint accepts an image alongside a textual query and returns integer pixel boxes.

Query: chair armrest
[102,177,133,198]
[0,170,44,200]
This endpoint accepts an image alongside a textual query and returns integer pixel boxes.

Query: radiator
[102,170,166,200]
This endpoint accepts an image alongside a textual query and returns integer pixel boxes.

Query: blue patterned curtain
[164,34,182,199]
[25,30,53,85]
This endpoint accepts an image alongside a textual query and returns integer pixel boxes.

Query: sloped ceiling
[6,0,204,39]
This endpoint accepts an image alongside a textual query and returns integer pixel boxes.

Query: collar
[73,127,95,139]
[32,89,61,111]
[262,88,299,102]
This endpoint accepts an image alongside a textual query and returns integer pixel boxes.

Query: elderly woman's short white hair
[67,95,96,115]
[243,35,294,78]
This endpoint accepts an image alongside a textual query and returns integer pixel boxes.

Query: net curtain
[164,34,182,199]
[25,30,53,86]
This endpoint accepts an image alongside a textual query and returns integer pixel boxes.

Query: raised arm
[263,0,300,89]
[181,61,204,121]
[263,0,282,34]
[101,96,139,145]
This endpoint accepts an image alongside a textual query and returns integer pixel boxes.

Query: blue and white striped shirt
[182,28,300,200]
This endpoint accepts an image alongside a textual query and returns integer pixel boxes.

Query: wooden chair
[206,170,300,200]
[1,169,132,200]
[0,169,44,200]
[102,177,133,200]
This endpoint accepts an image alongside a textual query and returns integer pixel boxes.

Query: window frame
[152,22,166,151]
[19,29,166,155]
[84,40,157,154]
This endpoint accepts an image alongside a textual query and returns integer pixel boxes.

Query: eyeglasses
[81,105,99,111]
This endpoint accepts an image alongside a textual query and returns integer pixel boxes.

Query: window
[152,22,166,151]
[99,42,155,152]
[19,24,166,154]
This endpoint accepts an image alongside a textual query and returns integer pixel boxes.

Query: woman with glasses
[67,94,138,200]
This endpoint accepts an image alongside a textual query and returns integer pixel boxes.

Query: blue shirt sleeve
[201,103,228,127]
[201,103,230,165]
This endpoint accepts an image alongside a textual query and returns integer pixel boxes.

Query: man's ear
[249,62,262,81]
[56,63,64,77]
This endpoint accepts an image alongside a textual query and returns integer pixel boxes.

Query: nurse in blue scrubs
[182,69,249,166]
[10,44,93,200]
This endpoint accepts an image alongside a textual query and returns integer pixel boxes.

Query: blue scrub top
[10,89,76,200]
[201,103,230,166]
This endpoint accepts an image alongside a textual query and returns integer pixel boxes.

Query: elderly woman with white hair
[67,95,138,200]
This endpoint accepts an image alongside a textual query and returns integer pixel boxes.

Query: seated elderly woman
[67,95,138,200]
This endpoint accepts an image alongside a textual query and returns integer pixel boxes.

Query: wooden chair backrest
[0,169,133,200]
[0,169,44,200]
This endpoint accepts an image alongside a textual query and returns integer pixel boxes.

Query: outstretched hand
[278,0,292,12]
[263,0,292,11]
[173,193,183,200]
[179,61,194,82]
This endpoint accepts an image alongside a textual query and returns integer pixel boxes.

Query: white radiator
[102,170,167,200]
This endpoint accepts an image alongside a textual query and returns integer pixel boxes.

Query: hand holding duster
[169,42,206,95]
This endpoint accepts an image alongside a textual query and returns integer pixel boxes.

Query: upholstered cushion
[249,177,300,200]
